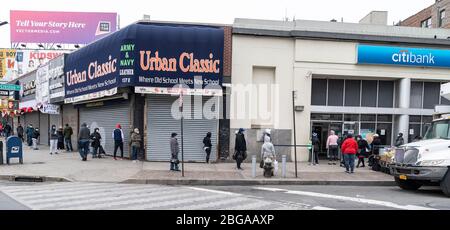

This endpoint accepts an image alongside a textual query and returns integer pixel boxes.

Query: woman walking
[203,132,212,163]
[341,134,358,173]
[234,128,247,170]
[356,135,370,168]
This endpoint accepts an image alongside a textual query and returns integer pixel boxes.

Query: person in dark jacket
[130,128,142,163]
[369,134,382,167]
[234,128,247,170]
[356,135,370,168]
[203,132,212,164]
[57,126,65,150]
[63,124,74,152]
[4,123,12,138]
[49,125,58,155]
[112,123,124,160]
[311,132,320,165]
[170,133,180,171]
[26,124,34,146]
[17,123,24,142]
[32,128,40,150]
[78,123,90,161]
[395,133,404,147]
[90,128,102,158]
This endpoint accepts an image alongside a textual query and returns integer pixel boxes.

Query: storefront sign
[0,90,9,96]
[0,49,16,80]
[39,103,60,114]
[35,63,50,106]
[358,44,450,68]
[10,10,117,44]
[48,55,65,103]
[22,79,36,97]
[0,84,21,91]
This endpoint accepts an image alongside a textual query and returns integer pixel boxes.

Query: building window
[361,80,377,107]
[410,82,424,108]
[378,81,394,108]
[327,79,344,106]
[423,82,440,109]
[311,79,327,105]
[421,17,432,28]
[344,80,361,106]
[441,82,450,105]
[439,10,446,27]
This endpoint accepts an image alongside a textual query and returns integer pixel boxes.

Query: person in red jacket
[341,134,358,173]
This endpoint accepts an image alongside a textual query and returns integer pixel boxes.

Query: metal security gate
[79,101,131,158]
[39,113,49,145]
[146,95,218,162]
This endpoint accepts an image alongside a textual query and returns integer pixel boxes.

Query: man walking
[326,130,339,165]
[203,132,212,164]
[32,128,40,150]
[170,132,180,171]
[341,134,358,174]
[26,124,34,147]
[112,123,124,160]
[17,123,24,142]
[78,123,90,161]
[234,128,247,170]
[63,124,73,152]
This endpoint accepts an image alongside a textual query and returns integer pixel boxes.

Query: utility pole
[179,91,184,177]
[292,91,298,178]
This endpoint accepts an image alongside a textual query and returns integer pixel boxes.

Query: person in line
[26,124,34,146]
[63,124,74,152]
[170,133,180,171]
[57,126,65,150]
[395,133,404,147]
[32,128,40,150]
[311,132,320,165]
[49,125,58,155]
[90,128,102,158]
[78,123,90,161]
[369,134,382,167]
[261,135,277,175]
[112,123,125,160]
[326,130,339,165]
[203,132,212,164]
[341,134,358,174]
[263,128,271,141]
[4,123,12,138]
[130,128,142,163]
[234,128,247,170]
[356,135,370,168]
[17,123,24,142]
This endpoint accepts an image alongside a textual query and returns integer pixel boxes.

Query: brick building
[399,0,450,28]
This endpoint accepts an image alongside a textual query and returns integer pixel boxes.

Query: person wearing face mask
[49,125,59,155]
[130,128,142,163]
[90,128,102,158]
[356,135,370,168]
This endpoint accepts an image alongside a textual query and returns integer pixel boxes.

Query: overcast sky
[0,0,435,47]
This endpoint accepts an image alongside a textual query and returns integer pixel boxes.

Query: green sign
[0,84,20,91]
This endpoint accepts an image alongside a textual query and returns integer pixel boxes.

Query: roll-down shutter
[79,101,131,157]
[39,113,49,145]
[146,95,218,162]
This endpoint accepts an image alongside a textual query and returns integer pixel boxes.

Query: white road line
[253,187,436,210]
[173,197,250,210]
[122,194,225,210]
[312,206,336,210]
[186,187,243,196]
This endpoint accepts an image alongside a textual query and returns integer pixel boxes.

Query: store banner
[35,63,50,106]
[48,54,65,103]
[0,49,16,80]
[39,103,60,114]
[358,44,450,68]
[133,24,224,92]
[10,10,117,44]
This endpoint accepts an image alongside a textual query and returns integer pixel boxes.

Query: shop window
[311,79,327,105]
[361,80,377,107]
[378,81,394,108]
[409,115,421,123]
[344,114,359,121]
[377,114,392,122]
[410,82,423,108]
[439,10,446,27]
[423,82,440,109]
[327,79,344,106]
[361,114,376,121]
[311,113,343,121]
[360,123,376,137]
[376,123,392,146]
[441,82,450,105]
[408,124,421,142]
[344,80,361,106]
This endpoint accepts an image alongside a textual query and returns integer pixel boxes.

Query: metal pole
[252,155,256,178]
[292,91,298,178]
[181,101,184,177]
[282,155,286,178]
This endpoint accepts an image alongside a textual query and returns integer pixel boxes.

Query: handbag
[242,151,247,160]
[232,151,237,160]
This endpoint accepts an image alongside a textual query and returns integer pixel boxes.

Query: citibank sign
[357,44,450,68]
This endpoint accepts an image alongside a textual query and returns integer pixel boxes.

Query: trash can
[6,136,23,164]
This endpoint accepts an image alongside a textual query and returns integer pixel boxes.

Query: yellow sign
[0,49,16,80]
[399,175,407,180]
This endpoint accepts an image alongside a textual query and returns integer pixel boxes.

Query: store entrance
[311,122,343,158]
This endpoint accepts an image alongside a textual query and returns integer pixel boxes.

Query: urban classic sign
[357,44,450,68]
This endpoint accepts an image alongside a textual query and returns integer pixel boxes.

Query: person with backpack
[234,128,247,170]
[90,128,102,158]
[203,132,212,164]
[112,123,125,160]
[170,132,180,171]
[63,124,74,152]
[356,135,370,168]
[32,128,40,150]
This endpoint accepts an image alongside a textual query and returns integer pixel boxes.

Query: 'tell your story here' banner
[10,10,117,44]
[131,24,224,95]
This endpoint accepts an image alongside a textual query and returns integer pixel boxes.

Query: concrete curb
[121,179,397,186]
[0,174,73,183]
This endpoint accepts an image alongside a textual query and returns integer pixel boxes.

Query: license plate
[399,175,407,180]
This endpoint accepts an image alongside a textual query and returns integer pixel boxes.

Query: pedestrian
[170,132,180,171]
[326,130,339,165]
[4,123,12,138]
[261,135,277,175]
[234,128,247,170]
[17,123,24,142]
[78,123,90,161]
[49,125,58,155]
[0,123,3,137]
[112,123,124,160]
[130,128,142,163]
[341,134,358,173]
[32,128,40,150]
[356,135,370,168]
[57,126,65,150]
[63,124,74,152]
[203,132,212,163]
[311,132,320,165]
[395,133,404,147]
[263,128,271,141]
[369,134,382,167]
[26,124,34,146]
[90,127,102,158]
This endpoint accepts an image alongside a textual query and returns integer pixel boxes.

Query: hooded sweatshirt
[261,136,276,159]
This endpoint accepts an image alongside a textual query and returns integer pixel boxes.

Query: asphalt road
[0,181,449,210]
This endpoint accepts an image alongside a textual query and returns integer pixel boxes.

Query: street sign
[0,90,9,96]
[0,84,21,91]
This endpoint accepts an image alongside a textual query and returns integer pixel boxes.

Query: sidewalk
[0,144,395,186]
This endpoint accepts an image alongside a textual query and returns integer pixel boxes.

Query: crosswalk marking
[0,183,302,210]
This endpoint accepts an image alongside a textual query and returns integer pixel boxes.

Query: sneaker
[332,162,337,165]
[132,160,137,163]
[350,171,354,174]
[82,158,87,161]
[361,165,365,168]
[345,170,350,173]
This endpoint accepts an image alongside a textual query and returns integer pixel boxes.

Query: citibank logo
[391,50,435,65]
